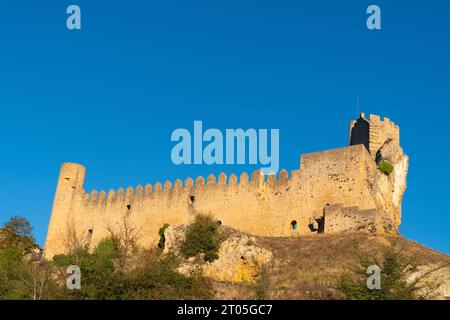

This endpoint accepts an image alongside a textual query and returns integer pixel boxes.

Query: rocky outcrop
[376,138,404,164]
[162,225,188,257]
[372,139,409,228]
[163,225,273,283]
[407,263,450,300]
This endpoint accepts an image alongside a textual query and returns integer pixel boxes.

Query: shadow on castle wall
[350,117,370,152]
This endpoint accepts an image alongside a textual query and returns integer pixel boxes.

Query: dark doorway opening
[308,216,325,233]
[316,217,325,234]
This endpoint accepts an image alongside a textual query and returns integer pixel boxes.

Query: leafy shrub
[158,224,170,249]
[53,238,125,299]
[52,238,213,300]
[93,237,120,259]
[180,214,222,262]
[378,160,394,175]
[0,248,23,299]
[123,254,213,300]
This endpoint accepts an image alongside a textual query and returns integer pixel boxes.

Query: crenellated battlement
[44,114,408,259]
[83,168,301,209]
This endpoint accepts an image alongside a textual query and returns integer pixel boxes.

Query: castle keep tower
[349,113,400,159]
[44,114,409,259]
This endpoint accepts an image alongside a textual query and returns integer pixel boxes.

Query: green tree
[1,216,36,251]
[339,248,419,300]
[0,216,60,300]
[4,216,33,237]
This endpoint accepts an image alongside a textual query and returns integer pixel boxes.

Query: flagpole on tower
[356,96,360,116]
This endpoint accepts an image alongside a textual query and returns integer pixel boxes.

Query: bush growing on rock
[378,160,394,175]
[180,214,223,262]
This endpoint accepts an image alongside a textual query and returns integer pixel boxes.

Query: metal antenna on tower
[356,96,360,116]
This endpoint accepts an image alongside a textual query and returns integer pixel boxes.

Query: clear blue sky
[0,1,449,254]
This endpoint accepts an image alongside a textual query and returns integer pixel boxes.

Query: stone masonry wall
[44,115,408,259]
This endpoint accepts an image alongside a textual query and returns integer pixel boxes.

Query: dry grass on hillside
[212,233,450,300]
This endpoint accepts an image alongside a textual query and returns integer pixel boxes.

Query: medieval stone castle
[44,114,409,259]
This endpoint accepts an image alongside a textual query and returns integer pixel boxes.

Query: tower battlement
[350,113,400,158]
[44,115,409,259]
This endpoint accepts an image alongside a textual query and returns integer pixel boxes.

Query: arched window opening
[291,220,298,230]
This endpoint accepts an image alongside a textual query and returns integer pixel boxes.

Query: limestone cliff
[163,225,273,283]
[349,113,409,231]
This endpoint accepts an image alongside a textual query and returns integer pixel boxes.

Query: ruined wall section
[324,204,393,234]
[299,144,377,212]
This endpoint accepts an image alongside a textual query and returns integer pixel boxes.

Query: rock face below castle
[44,114,409,259]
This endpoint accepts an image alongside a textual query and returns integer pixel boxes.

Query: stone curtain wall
[44,115,408,259]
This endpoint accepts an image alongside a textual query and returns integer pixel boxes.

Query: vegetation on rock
[180,214,223,262]
[378,160,394,175]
